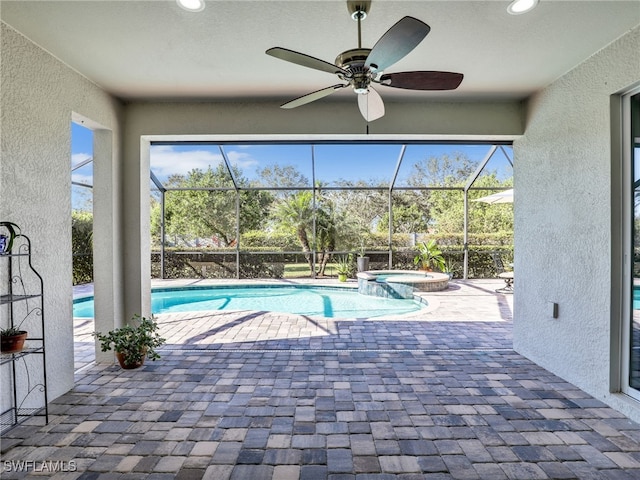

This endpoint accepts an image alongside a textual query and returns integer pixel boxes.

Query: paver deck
[3,279,640,479]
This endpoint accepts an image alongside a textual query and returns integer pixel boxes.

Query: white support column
[90,123,124,363]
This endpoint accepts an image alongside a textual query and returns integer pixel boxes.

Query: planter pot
[1,331,28,354]
[357,256,370,272]
[338,273,348,282]
[116,350,146,369]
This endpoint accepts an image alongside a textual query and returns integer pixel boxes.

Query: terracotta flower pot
[115,350,146,369]
[1,331,28,354]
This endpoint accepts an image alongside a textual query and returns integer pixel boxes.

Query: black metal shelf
[1,407,47,433]
[0,347,45,366]
[0,229,48,434]
[0,293,42,305]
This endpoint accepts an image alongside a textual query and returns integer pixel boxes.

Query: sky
[71,123,94,211]
[149,142,513,188]
[71,121,513,209]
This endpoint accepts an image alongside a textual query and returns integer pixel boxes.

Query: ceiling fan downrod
[347,0,371,49]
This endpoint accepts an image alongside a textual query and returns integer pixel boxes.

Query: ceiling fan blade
[379,71,464,90]
[281,84,347,109]
[365,16,430,73]
[357,87,385,122]
[266,47,349,76]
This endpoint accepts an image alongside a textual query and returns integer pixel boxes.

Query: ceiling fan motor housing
[336,48,375,94]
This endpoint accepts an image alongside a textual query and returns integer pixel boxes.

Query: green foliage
[335,254,354,276]
[154,164,273,247]
[377,192,430,234]
[240,231,299,250]
[1,326,26,336]
[256,164,310,188]
[93,315,166,367]
[72,210,94,285]
[271,191,317,273]
[413,239,446,271]
[150,151,513,279]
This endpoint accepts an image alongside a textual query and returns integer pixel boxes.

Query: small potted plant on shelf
[1,326,28,354]
[335,254,353,282]
[413,239,446,272]
[93,315,165,369]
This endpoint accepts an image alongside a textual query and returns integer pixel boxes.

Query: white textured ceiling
[1,0,639,103]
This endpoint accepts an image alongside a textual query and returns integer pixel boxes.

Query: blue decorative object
[0,234,8,255]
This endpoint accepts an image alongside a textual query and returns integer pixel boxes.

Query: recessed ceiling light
[507,0,539,15]
[177,0,205,13]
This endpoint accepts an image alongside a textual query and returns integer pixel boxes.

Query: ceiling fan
[266,0,463,122]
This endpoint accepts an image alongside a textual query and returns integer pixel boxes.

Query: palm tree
[315,204,337,276]
[273,191,314,273]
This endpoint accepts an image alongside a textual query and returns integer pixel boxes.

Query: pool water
[73,285,424,319]
[375,272,430,283]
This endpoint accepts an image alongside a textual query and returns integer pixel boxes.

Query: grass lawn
[283,262,340,278]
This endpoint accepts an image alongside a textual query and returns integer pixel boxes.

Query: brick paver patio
[3,279,640,479]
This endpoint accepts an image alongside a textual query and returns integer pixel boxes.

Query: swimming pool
[73,285,425,319]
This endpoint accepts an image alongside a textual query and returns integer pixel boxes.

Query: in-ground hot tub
[357,270,449,299]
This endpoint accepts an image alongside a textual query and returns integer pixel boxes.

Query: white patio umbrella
[473,189,514,204]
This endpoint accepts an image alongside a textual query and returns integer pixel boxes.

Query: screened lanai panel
[71,157,93,212]
[394,144,497,188]
[71,161,93,188]
[150,144,233,188]
[224,144,313,188]
[314,144,402,188]
[163,189,237,248]
[471,145,513,189]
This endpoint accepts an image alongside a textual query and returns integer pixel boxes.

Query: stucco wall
[514,25,640,421]
[0,23,123,399]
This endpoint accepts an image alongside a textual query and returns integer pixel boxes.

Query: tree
[314,187,341,276]
[407,152,477,187]
[72,210,93,285]
[161,164,272,247]
[272,191,314,272]
[428,174,513,235]
[257,164,310,190]
[325,180,388,248]
[378,192,431,234]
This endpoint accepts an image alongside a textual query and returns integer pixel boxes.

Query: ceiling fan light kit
[507,0,539,15]
[176,0,205,13]
[265,0,463,122]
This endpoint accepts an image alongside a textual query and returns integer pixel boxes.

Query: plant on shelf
[93,315,166,369]
[413,239,446,272]
[1,326,28,354]
[335,254,353,282]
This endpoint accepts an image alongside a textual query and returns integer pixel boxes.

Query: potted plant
[356,240,369,272]
[93,315,166,369]
[413,239,446,272]
[443,258,458,280]
[335,254,353,282]
[1,326,28,354]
